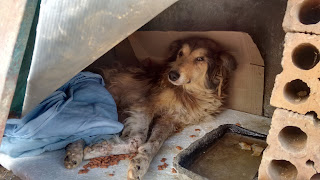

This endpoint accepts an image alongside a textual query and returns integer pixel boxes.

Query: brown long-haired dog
[64,37,237,179]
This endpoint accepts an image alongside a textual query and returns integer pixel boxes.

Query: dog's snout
[169,71,180,81]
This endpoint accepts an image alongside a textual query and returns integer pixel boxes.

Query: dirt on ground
[0,165,20,180]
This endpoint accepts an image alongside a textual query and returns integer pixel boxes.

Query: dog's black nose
[169,71,180,81]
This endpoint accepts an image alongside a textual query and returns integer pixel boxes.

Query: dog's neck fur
[151,70,223,127]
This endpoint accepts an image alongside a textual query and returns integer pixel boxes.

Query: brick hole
[311,173,320,180]
[278,126,307,152]
[292,43,319,70]
[306,159,315,166]
[306,111,320,125]
[284,79,310,104]
[268,160,297,180]
[299,0,320,25]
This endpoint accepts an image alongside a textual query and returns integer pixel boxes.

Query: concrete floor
[139,0,288,117]
[0,109,270,180]
[0,165,20,180]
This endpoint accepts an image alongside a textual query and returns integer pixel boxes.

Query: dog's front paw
[127,152,150,180]
[64,140,85,169]
[64,150,83,169]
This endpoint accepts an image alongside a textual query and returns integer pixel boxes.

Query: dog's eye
[178,51,183,57]
[196,57,204,61]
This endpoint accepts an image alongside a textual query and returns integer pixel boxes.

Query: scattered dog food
[176,146,183,150]
[239,142,251,151]
[174,128,184,133]
[195,129,201,131]
[160,158,167,162]
[235,123,241,127]
[79,153,137,174]
[78,169,89,174]
[157,162,169,170]
[164,163,168,168]
[251,144,264,156]
[172,168,177,173]
[158,158,169,171]
[109,174,114,177]
[190,135,196,138]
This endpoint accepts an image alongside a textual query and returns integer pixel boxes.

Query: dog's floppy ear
[218,52,237,72]
[168,40,182,62]
[206,51,237,92]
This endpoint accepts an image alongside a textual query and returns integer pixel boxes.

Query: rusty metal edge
[0,0,38,146]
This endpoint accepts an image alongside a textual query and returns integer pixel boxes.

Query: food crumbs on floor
[190,135,196,138]
[79,153,137,175]
[158,161,169,170]
[176,146,183,150]
[174,128,184,133]
[239,142,252,151]
[78,169,89,174]
[163,163,168,168]
[235,123,241,126]
[195,129,201,131]
[109,173,114,177]
[160,158,167,162]
[172,168,177,173]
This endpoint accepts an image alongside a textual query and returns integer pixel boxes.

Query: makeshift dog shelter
[2,0,318,179]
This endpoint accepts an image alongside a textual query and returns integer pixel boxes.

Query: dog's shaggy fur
[64,37,237,179]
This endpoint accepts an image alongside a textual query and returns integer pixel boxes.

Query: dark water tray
[173,124,267,180]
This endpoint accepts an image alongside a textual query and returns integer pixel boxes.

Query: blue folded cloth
[0,72,123,158]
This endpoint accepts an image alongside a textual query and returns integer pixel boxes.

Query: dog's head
[167,37,237,90]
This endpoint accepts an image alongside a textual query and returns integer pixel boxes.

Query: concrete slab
[0,109,270,180]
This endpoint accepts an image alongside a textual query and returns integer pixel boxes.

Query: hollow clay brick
[283,0,320,34]
[258,109,320,180]
[270,32,320,118]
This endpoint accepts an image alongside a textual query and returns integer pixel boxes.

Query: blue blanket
[0,72,123,158]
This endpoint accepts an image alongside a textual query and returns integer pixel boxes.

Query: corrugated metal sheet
[22,0,178,115]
